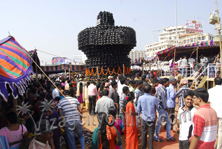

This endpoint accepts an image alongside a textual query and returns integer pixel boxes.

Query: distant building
[178,32,214,46]
[145,25,215,57]
[128,50,146,60]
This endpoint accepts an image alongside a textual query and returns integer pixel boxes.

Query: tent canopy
[41,64,85,74]
[0,36,33,102]
[157,40,219,61]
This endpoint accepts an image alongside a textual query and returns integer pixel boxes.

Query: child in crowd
[108,107,124,149]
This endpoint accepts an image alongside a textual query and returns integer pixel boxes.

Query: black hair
[193,88,209,103]
[79,82,83,93]
[87,81,90,86]
[31,87,37,94]
[102,89,109,96]
[142,75,146,81]
[40,92,46,99]
[151,87,156,94]
[136,80,143,86]
[97,112,109,149]
[91,81,96,84]
[55,83,61,88]
[120,78,126,85]
[144,84,151,93]
[46,93,52,101]
[130,80,136,86]
[108,106,116,118]
[55,97,60,102]
[63,90,70,96]
[100,83,105,91]
[127,92,135,102]
[61,86,65,90]
[111,81,117,87]
[162,78,169,85]
[159,79,163,85]
[214,77,222,85]
[106,79,109,83]
[122,86,129,94]
[184,90,194,98]
[6,112,17,124]
[152,79,159,84]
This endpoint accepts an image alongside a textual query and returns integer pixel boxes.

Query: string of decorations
[85,67,131,76]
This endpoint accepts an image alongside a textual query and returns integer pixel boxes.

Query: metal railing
[160,65,194,77]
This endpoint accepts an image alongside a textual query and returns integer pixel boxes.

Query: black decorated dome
[78,11,136,71]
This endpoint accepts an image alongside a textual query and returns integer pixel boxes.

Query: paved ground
[82,109,179,149]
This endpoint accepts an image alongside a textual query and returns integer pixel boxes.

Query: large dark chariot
[78,11,136,76]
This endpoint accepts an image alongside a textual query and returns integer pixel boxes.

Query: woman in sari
[125,92,138,149]
[91,112,122,149]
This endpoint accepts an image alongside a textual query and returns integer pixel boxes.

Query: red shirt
[192,104,218,149]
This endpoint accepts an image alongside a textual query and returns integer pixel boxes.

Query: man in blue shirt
[137,84,158,149]
[154,78,176,142]
[167,77,177,125]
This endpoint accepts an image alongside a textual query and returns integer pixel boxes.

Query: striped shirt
[192,104,218,149]
[58,96,80,122]
[119,94,127,114]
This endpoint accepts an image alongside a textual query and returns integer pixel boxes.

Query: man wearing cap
[200,54,208,76]
[167,77,177,124]
[175,78,191,108]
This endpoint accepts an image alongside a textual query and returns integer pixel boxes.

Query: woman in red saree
[125,92,138,149]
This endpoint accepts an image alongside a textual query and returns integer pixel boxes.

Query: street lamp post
[215,0,222,78]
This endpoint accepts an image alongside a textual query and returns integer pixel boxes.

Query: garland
[85,67,131,76]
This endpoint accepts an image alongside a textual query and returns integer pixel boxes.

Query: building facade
[128,50,146,60]
[145,25,215,57]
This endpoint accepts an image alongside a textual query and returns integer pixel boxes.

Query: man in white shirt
[180,56,188,77]
[208,77,222,149]
[173,90,196,149]
[95,89,115,114]
[200,54,208,76]
[52,83,61,99]
[117,78,127,97]
[177,57,183,74]
[88,81,97,115]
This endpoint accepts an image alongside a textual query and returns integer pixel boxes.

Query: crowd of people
[0,72,221,149]
[170,54,221,78]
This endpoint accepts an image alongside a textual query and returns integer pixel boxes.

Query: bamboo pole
[69,63,71,80]
[97,67,99,78]
[142,59,144,75]
[34,50,38,79]
[196,48,198,63]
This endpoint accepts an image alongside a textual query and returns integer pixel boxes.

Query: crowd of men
[173,54,221,78]
[0,72,222,149]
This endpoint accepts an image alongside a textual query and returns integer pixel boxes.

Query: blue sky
[1,0,221,64]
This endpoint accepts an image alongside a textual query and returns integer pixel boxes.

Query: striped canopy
[41,64,85,74]
[0,36,33,102]
[178,40,215,47]
[157,40,216,55]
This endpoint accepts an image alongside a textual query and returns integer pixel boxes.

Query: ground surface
[81,109,179,149]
